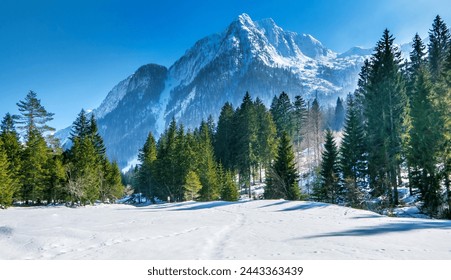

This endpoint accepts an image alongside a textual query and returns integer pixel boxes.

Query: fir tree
[0,139,15,208]
[234,92,257,196]
[364,29,407,207]
[183,170,202,201]
[270,92,294,138]
[265,132,300,200]
[408,66,442,216]
[214,102,235,170]
[333,97,345,131]
[137,132,157,200]
[340,95,366,208]
[428,15,450,81]
[219,167,239,201]
[292,95,307,152]
[254,97,277,183]
[314,129,341,204]
[196,121,220,201]
[0,113,22,201]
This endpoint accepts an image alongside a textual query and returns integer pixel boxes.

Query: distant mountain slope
[56,13,373,168]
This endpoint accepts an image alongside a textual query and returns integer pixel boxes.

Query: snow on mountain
[1,200,450,259]
[56,13,373,168]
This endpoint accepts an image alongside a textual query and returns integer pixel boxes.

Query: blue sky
[1,0,450,131]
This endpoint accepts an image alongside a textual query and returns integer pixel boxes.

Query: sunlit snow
[1,200,450,260]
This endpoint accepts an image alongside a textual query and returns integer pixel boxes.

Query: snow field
[0,200,450,260]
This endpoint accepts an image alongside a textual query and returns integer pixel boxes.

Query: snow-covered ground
[1,200,450,260]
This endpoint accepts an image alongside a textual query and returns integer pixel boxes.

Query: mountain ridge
[56,13,373,168]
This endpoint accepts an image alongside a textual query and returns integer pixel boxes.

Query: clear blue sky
[1,0,450,131]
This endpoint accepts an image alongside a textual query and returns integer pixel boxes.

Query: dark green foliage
[313,129,341,203]
[340,95,366,207]
[292,95,307,151]
[234,92,258,194]
[363,29,407,207]
[196,121,220,201]
[0,139,15,208]
[408,67,442,216]
[214,102,236,170]
[67,110,123,204]
[265,132,300,200]
[270,92,294,137]
[0,113,22,200]
[254,97,277,183]
[219,166,239,201]
[428,15,450,81]
[137,132,157,200]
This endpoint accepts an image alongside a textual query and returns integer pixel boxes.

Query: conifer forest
[1,16,450,220]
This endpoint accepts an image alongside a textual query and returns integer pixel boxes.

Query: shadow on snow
[302,220,451,239]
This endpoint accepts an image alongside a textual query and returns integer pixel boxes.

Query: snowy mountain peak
[56,14,373,168]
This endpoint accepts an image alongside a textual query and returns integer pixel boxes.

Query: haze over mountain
[56,13,372,168]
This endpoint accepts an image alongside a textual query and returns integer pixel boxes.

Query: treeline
[313,16,451,218]
[0,91,124,208]
[130,91,331,202]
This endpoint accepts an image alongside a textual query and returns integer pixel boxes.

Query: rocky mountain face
[56,13,372,168]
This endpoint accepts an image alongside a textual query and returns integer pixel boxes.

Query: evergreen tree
[88,114,106,158]
[16,90,55,141]
[137,132,157,200]
[333,97,345,131]
[314,129,341,204]
[20,130,50,204]
[219,166,239,201]
[363,29,407,207]
[196,121,220,201]
[254,97,277,183]
[101,161,124,202]
[69,109,89,142]
[0,139,15,208]
[0,113,22,201]
[265,132,300,200]
[434,34,451,216]
[270,92,294,137]
[428,15,450,81]
[340,95,366,208]
[234,92,257,196]
[292,95,307,152]
[408,66,442,216]
[309,98,323,166]
[183,170,202,201]
[214,102,236,170]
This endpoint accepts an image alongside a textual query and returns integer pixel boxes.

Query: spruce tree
[340,95,366,208]
[314,129,341,204]
[234,92,257,196]
[219,167,239,201]
[137,132,157,200]
[428,15,450,81]
[333,97,345,131]
[0,113,22,201]
[292,95,307,153]
[254,97,277,183]
[0,139,15,208]
[196,121,220,201]
[408,66,442,216]
[364,29,407,207]
[183,170,202,201]
[270,92,294,138]
[265,132,300,200]
[214,102,236,170]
